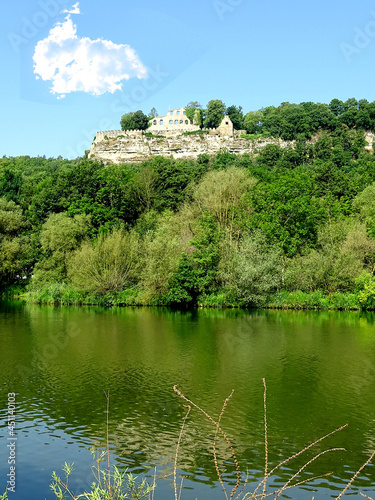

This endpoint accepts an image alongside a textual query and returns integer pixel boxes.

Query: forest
[3,97,375,309]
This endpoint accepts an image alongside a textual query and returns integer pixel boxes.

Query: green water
[1,300,375,499]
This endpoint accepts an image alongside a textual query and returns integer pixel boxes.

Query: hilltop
[89,99,375,164]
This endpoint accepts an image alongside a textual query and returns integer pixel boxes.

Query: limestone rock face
[89,130,294,164]
[89,129,375,165]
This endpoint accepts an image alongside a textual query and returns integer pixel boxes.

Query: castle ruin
[89,108,375,165]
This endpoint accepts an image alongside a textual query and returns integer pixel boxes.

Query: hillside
[3,98,375,309]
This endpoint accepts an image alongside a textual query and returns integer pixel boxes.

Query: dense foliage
[120,110,150,131]
[3,98,375,309]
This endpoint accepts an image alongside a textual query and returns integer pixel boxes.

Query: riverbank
[5,283,372,310]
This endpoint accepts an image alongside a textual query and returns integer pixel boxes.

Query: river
[1,300,375,499]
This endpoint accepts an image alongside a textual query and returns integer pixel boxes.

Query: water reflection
[1,301,375,499]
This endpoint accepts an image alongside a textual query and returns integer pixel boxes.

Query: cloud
[33,4,148,98]
[62,2,81,14]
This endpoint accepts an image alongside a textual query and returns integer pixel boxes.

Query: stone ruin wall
[89,130,375,165]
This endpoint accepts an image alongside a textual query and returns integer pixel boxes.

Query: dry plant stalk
[336,449,375,499]
[274,448,345,500]
[262,378,268,499]
[255,473,332,499]
[173,385,241,499]
[249,423,348,499]
[174,405,191,500]
[214,390,235,500]
[360,492,375,500]
[103,389,111,493]
[173,382,375,500]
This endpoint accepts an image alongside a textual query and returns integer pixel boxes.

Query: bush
[68,229,140,294]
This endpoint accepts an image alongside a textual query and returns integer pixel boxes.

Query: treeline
[185,97,375,141]
[2,102,375,308]
[125,97,375,141]
[242,98,375,140]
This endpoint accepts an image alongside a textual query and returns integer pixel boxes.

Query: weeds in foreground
[50,454,154,500]
[173,381,375,500]
[50,391,156,500]
[47,382,375,500]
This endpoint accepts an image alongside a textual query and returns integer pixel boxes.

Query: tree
[226,105,244,130]
[132,165,158,211]
[244,110,264,134]
[185,101,202,125]
[68,229,140,294]
[139,212,185,301]
[0,198,32,289]
[192,167,256,232]
[149,107,158,118]
[186,101,202,109]
[329,98,345,116]
[204,99,226,128]
[286,219,375,293]
[30,212,92,288]
[120,110,149,131]
[218,230,283,306]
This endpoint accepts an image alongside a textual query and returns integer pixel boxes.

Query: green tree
[219,231,283,306]
[286,219,375,292]
[149,107,158,118]
[226,105,244,130]
[244,110,264,134]
[192,166,256,233]
[139,212,185,301]
[185,101,202,126]
[0,198,32,289]
[248,170,323,256]
[68,229,140,294]
[31,212,92,288]
[204,99,226,128]
[152,156,206,212]
[120,110,149,131]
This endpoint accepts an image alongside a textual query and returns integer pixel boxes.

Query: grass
[143,132,166,139]
[240,132,271,141]
[182,130,209,136]
[267,290,361,310]
[10,283,375,311]
[24,284,142,306]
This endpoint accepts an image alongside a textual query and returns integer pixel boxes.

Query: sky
[2,0,375,159]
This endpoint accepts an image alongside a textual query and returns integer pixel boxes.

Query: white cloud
[33,4,148,98]
[62,2,81,14]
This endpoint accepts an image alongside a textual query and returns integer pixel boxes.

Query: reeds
[173,380,375,500]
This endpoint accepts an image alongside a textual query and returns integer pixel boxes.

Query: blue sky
[2,0,375,159]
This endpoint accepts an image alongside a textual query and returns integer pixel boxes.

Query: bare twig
[262,378,268,499]
[275,448,345,499]
[213,390,235,500]
[174,405,191,500]
[178,477,184,500]
[336,449,375,499]
[173,386,241,499]
[360,492,374,500]
[103,390,111,494]
[251,423,348,499]
[244,473,331,499]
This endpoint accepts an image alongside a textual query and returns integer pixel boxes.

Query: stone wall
[148,107,198,133]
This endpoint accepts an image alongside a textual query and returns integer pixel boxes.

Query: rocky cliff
[88,130,375,165]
